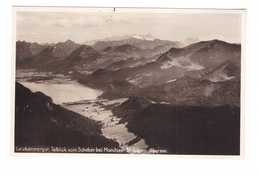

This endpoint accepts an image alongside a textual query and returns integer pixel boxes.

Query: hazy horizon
[16,8,242,44]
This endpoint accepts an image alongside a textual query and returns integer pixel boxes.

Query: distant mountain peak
[56,39,77,46]
[132,34,156,41]
[64,39,75,44]
[85,34,157,45]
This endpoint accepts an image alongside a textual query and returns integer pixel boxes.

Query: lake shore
[16,70,151,153]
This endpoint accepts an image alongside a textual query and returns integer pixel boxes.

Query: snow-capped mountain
[132,34,156,41]
[85,34,157,45]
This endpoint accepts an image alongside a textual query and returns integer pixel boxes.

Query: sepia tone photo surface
[14,7,243,155]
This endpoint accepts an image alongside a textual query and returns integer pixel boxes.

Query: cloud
[16,8,242,44]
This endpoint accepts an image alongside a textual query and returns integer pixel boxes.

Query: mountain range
[16,37,241,106]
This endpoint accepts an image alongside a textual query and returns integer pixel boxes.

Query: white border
[11,6,245,159]
[4,1,260,178]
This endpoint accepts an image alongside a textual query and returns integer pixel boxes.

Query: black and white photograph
[14,7,243,155]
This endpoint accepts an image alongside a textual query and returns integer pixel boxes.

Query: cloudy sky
[16,8,243,44]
